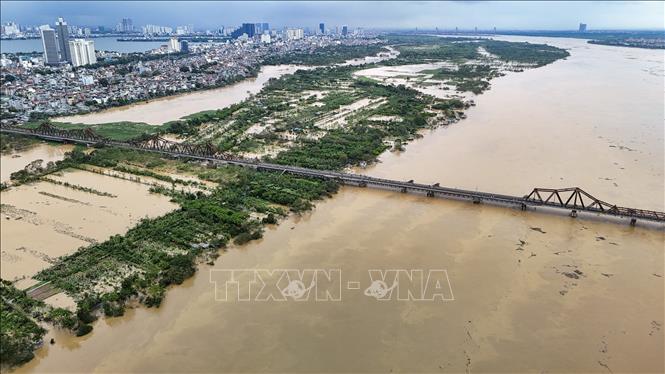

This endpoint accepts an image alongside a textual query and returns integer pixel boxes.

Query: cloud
[1,1,663,30]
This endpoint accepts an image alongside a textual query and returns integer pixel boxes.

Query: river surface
[11,36,665,373]
[56,65,305,126]
[0,37,165,54]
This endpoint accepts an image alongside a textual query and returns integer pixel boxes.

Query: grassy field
[23,121,163,141]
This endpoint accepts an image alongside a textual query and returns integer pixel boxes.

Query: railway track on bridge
[2,123,663,225]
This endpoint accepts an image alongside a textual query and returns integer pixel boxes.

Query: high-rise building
[578,23,587,32]
[231,23,256,39]
[55,17,71,62]
[1,22,20,36]
[175,25,193,35]
[168,37,181,53]
[341,25,348,36]
[285,28,304,41]
[319,23,325,34]
[40,28,59,65]
[144,24,173,35]
[121,18,133,32]
[68,39,96,67]
[262,23,269,32]
[242,23,256,37]
[180,40,189,53]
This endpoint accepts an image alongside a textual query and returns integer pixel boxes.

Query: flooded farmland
[1,169,178,283]
[6,36,664,373]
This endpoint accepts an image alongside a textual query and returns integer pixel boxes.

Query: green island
[0,35,570,368]
[263,43,389,65]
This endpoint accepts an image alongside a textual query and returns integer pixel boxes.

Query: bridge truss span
[1,123,663,225]
[525,187,665,222]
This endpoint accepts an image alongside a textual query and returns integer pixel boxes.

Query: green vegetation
[112,165,200,187]
[271,127,387,170]
[32,146,337,320]
[9,159,62,185]
[40,177,118,197]
[382,35,480,64]
[0,282,45,367]
[180,64,454,167]
[265,70,450,169]
[1,146,337,366]
[86,51,189,69]
[423,64,500,94]
[22,121,161,141]
[263,44,388,65]
[376,35,568,94]
[162,109,234,137]
[381,34,568,67]
[481,39,570,66]
[1,280,79,368]
[0,133,39,154]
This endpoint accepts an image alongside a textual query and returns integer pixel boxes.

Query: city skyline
[1,1,664,30]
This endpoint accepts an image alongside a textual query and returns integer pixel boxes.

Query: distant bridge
[2,123,663,225]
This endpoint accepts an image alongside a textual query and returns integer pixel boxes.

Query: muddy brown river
[9,37,665,373]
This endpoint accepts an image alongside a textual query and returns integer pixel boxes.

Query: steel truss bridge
[2,123,663,225]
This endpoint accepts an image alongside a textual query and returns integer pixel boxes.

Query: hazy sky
[1,1,663,30]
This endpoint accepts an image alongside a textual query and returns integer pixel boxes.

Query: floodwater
[56,65,305,126]
[13,37,665,373]
[0,169,178,282]
[0,143,74,183]
[339,46,400,66]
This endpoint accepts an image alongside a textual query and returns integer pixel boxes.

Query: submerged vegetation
[0,280,79,368]
[0,133,39,154]
[381,34,569,66]
[28,146,336,316]
[480,39,570,66]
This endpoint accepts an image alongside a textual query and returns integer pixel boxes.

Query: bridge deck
[2,125,663,225]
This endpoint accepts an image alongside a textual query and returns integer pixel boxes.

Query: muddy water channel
[11,37,665,373]
[56,65,305,126]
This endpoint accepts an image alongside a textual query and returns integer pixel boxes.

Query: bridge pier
[358,181,367,188]
[630,218,637,226]
[520,203,527,211]
[401,187,407,193]
[570,210,577,218]
[427,191,434,197]
[473,197,481,204]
